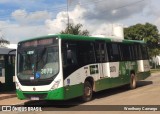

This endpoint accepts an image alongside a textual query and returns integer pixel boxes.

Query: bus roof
[19,34,145,44]
[0,48,15,55]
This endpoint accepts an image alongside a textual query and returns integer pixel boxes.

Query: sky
[0,0,160,43]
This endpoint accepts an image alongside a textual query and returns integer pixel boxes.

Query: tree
[60,23,89,36]
[124,23,160,58]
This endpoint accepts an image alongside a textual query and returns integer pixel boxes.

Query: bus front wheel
[81,81,93,102]
[130,73,136,89]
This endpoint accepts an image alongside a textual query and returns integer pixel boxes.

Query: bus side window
[107,43,121,62]
[95,42,108,63]
[77,41,96,66]
[134,44,142,60]
[141,45,149,60]
[120,44,131,61]
[130,45,136,60]
[67,49,77,65]
[62,40,79,78]
[62,41,78,67]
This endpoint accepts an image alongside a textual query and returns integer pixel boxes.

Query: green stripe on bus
[16,88,65,100]
[46,83,83,100]
[95,76,130,91]
[16,89,26,100]
[95,71,150,92]
[63,83,83,100]
[16,83,83,100]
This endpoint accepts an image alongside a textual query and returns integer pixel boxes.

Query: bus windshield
[17,38,59,81]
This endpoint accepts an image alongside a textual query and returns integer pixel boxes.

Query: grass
[150,69,160,73]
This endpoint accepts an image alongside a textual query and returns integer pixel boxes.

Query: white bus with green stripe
[16,34,150,102]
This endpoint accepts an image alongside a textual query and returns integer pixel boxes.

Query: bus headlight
[51,79,61,90]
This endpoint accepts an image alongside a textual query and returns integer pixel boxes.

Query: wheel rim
[130,74,136,89]
[84,86,91,97]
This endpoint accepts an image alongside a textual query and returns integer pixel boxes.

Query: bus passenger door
[94,41,111,91]
[107,43,123,87]
[95,41,108,79]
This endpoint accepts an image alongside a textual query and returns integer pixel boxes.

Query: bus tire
[130,73,136,89]
[81,81,93,102]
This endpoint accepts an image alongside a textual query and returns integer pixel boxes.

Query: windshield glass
[17,38,59,81]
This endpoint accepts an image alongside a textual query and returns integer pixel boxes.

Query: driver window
[62,41,78,67]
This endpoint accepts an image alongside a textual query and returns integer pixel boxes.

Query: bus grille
[23,93,47,100]
[19,80,53,86]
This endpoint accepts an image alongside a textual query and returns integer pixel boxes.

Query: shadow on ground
[23,80,153,110]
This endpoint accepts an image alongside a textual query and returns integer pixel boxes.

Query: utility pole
[67,0,70,34]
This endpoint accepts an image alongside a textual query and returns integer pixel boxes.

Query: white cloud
[0,9,53,43]
[45,5,86,34]
[1,25,49,43]
[45,11,68,34]
[0,21,9,27]
[154,17,160,31]
[3,4,118,44]
[45,0,149,35]
[12,9,51,25]
[81,0,148,22]
[0,19,49,43]
[11,9,27,21]
[1,0,160,44]
[45,4,123,36]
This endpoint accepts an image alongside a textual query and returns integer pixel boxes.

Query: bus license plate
[31,97,39,100]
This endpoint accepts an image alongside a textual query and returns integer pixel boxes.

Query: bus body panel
[138,60,150,72]
[63,61,139,93]
[16,87,65,100]
[137,60,150,80]
[15,73,63,92]
[109,62,119,77]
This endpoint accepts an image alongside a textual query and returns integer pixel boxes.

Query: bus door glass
[95,41,108,78]
[107,43,121,78]
[62,40,78,79]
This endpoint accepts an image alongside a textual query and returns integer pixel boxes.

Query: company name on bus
[110,66,116,72]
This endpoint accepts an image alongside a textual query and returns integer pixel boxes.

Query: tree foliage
[60,23,89,36]
[124,23,160,58]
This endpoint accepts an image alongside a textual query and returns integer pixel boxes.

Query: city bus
[15,34,150,102]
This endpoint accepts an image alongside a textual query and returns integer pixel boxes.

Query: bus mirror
[8,49,16,55]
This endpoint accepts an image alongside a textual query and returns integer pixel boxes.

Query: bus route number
[41,68,53,74]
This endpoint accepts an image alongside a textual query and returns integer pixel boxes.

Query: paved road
[0,72,160,114]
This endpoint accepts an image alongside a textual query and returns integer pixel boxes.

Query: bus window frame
[95,41,109,63]
[107,42,121,62]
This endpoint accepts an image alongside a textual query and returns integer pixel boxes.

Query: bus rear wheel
[130,73,136,89]
[81,81,93,102]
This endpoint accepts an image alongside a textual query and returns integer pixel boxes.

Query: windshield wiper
[36,47,47,64]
